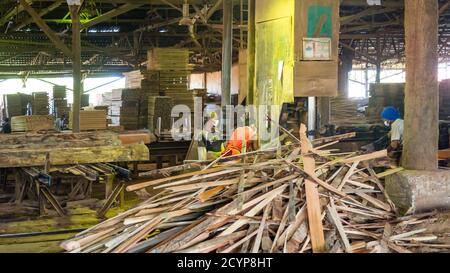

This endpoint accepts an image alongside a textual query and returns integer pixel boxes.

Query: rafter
[19,0,72,57]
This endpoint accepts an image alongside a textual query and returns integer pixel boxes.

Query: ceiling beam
[0,0,31,27]
[12,0,64,31]
[19,0,72,57]
[81,3,144,30]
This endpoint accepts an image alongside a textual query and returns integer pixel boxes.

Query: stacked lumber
[31,92,49,115]
[51,86,70,118]
[330,96,367,126]
[62,129,448,253]
[0,131,149,168]
[124,70,144,89]
[439,80,450,120]
[148,96,173,133]
[11,115,54,132]
[146,48,194,111]
[147,48,193,71]
[111,89,140,130]
[366,83,404,123]
[4,93,30,117]
[161,70,195,110]
[69,110,107,131]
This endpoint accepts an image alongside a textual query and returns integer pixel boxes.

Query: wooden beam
[81,4,144,30]
[403,0,439,171]
[19,0,72,57]
[12,0,64,31]
[0,1,30,27]
[70,4,82,133]
[0,144,149,168]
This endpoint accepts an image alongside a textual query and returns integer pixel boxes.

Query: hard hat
[209,111,218,120]
[381,107,400,121]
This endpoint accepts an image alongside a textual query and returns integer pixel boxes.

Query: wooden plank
[300,124,326,253]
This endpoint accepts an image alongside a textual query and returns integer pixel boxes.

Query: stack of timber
[147,48,193,71]
[366,83,404,123]
[0,131,149,168]
[62,128,448,253]
[51,86,70,118]
[146,48,194,110]
[11,115,54,132]
[148,96,173,133]
[3,93,30,118]
[111,89,140,130]
[439,80,450,120]
[69,110,107,131]
[31,92,49,115]
[330,96,367,126]
[124,70,144,89]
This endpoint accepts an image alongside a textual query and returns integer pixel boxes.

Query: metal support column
[69,2,81,133]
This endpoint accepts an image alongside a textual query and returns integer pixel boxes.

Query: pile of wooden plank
[31,92,49,115]
[11,115,54,132]
[61,129,449,253]
[51,86,70,118]
[111,89,140,130]
[0,131,149,168]
[147,48,193,71]
[146,48,195,111]
[148,96,173,133]
[124,70,144,89]
[3,93,30,118]
[366,83,404,123]
[69,110,107,131]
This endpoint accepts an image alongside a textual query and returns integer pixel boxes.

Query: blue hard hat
[381,107,400,121]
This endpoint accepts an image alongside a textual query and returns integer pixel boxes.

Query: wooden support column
[403,0,439,171]
[247,0,255,105]
[221,0,233,108]
[338,48,354,98]
[69,3,82,133]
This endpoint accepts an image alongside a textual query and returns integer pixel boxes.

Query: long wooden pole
[402,0,439,171]
[70,5,82,133]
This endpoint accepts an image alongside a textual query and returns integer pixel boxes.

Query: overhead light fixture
[159,28,169,33]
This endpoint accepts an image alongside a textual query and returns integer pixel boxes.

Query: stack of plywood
[69,110,107,131]
[366,83,405,122]
[160,70,194,110]
[111,89,140,130]
[148,96,173,133]
[31,92,49,115]
[11,115,54,132]
[51,85,70,118]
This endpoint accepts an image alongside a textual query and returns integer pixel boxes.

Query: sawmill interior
[0,0,450,256]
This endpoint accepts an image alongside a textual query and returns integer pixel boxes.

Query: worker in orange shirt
[222,125,258,157]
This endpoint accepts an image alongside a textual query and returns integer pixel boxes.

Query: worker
[382,106,404,159]
[222,124,258,157]
[362,106,403,159]
[198,112,225,160]
[1,117,11,134]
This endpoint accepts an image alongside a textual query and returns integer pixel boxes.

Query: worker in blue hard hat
[362,106,403,160]
[381,106,404,159]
